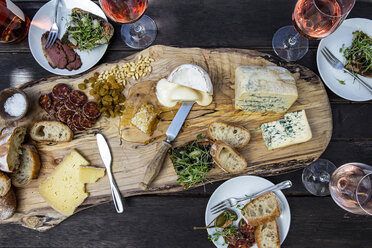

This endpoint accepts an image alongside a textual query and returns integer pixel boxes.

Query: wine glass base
[121,15,157,49]
[302,159,337,196]
[272,25,309,62]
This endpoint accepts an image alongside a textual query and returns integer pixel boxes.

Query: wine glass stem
[286,32,301,48]
[319,171,331,183]
[130,20,146,40]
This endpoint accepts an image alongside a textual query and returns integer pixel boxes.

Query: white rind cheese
[235,66,298,113]
[260,110,312,150]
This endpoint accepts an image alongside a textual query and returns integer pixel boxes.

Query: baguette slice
[0,126,27,172]
[11,144,41,187]
[30,121,73,142]
[0,188,16,220]
[0,172,11,197]
[255,220,280,248]
[208,122,250,148]
[210,141,247,173]
[241,192,280,226]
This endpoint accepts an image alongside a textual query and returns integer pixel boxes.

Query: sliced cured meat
[52,83,72,100]
[71,113,85,131]
[79,116,93,129]
[39,94,52,110]
[41,32,68,69]
[53,99,64,112]
[69,90,87,106]
[61,43,82,71]
[66,54,82,71]
[66,114,75,131]
[57,106,75,123]
[82,101,100,119]
[65,98,78,111]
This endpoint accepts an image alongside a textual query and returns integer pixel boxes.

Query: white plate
[28,0,109,76]
[317,18,372,101]
[205,176,291,248]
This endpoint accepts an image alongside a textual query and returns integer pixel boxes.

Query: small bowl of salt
[0,88,29,121]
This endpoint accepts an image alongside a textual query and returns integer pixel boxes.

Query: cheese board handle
[139,140,172,190]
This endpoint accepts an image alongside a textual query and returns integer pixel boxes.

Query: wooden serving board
[0,45,332,231]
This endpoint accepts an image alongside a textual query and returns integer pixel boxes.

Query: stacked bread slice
[241,192,281,248]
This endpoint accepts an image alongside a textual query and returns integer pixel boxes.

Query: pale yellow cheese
[79,166,105,184]
[39,149,90,216]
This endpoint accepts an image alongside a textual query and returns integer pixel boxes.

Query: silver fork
[321,47,372,93]
[210,180,292,215]
[44,0,60,49]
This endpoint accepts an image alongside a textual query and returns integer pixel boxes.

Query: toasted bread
[208,121,250,148]
[255,220,281,248]
[30,121,73,142]
[210,141,247,173]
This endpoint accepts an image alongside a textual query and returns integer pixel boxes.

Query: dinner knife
[139,101,195,190]
[96,133,124,213]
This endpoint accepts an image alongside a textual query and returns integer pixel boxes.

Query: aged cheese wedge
[79,166,105,184]
[260,110,312,150]
[235,66,298,113]
[39,149,90,216]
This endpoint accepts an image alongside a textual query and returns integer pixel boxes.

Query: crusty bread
[210,141,247,173]
[0,188,16,220]
[0,172,11,197]
[208,122,250,148]
[30,121,73,142]
[241,192,280,226]
[255,220,280,248]
[0,126,26,173]
[11,144,41,187]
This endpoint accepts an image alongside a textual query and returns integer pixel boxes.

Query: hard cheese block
[39,149,90,216]
[235,66,298,113]
[79,166,105,184]
[260,110,312,150]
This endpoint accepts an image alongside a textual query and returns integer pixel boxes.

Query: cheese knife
[96,133,124,213]
[139,101,195,190]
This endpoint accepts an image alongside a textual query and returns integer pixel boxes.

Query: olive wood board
[0,45,332,231]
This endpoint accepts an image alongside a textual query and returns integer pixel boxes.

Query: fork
[44,0,60,49]
[321,47,372,94]
[210,180,292,215]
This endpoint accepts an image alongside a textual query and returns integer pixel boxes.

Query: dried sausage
[79,116,93,128]
[57,106,75,123]
[65,98,78,111]
[52,83,72,100]
[82,101,100,119]
[71,113,85,131]
[69,90,87,106]
[39,94,52,110]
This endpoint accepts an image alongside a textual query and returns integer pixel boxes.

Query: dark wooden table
[1,0,371,247]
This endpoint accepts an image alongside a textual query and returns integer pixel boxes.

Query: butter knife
[139,101,194,190]
[96,133,124,213]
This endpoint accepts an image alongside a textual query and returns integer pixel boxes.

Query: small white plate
[317,18,372,101]
[28,0,109,76]
[205,176,291,248]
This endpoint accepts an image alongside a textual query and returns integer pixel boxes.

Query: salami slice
[53,100,64,112]
[79,116,93,128]
[39,94,52,110]
[69,90,87,106]
[72,113,85,130]
[82,101,100,119]
[57,106,75,123]
[52,83,72,100]
[65,98,78,111]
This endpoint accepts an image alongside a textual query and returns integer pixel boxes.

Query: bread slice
[0,188,16,220]
[241,192,280,226]
[255,220,280,248]
[208,122,250,148]
[11,144,41,187]
[0,172,11,197]
[210,141,247,173]
[30,121,73,142]
[0,126,27,172]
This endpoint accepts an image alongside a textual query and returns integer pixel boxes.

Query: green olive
[214,210,238,228]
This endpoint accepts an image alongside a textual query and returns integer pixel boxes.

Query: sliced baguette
[0,188,16,220]
[30,121,73,142]
[208,122,250,148]
[210,141,247,173]
[0,172,11,197]
[11,144,41,187]
[241,192,280,226]
[0,126,27,173]
[255,220,280,248]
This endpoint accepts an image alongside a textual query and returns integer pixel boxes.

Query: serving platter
[0,45,332,231]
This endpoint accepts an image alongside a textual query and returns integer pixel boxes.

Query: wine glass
[99,0,157,49]
[272,0,355,61]
[303,160,372,215]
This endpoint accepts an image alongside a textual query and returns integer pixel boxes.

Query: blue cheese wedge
[235,66,298,113]
[260,110,312,150]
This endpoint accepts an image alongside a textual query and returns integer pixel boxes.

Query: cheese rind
[260,110,312,150]
[79,166,105,184]
[235,66,298,113]
[39,149,90,216]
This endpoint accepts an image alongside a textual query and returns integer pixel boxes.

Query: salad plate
[28,0,110,76]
